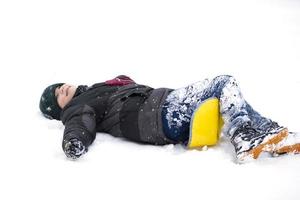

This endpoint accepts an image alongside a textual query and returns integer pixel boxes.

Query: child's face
[55,84,78,108]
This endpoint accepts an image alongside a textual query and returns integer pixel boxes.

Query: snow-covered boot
[273,132,300,156]
[231,122,288,162]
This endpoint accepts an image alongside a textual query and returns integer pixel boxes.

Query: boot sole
[241,128,289,160]
[274,132,300,155]
[275,144,300,155]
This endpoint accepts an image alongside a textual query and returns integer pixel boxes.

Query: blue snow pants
[161,75,276,144]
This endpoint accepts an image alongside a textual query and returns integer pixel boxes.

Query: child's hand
[63,138,87,160]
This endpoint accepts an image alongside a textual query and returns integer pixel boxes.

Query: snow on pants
[161,75,276,143]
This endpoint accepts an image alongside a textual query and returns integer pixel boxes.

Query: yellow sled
[187,98,224,149]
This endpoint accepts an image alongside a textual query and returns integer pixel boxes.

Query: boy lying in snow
[39,75,300,163]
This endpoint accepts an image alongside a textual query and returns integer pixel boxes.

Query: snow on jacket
[60,75,175,152]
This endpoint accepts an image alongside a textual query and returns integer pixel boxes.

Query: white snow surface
[1,0,300,200]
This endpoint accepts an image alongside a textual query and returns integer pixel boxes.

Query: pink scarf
[105,75,136,86]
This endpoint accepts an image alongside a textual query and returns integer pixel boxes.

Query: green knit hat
[39,83,64,120]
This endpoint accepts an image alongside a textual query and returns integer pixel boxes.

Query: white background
[1,0,300,200]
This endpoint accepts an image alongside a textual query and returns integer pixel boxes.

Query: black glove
[64,138,87,160]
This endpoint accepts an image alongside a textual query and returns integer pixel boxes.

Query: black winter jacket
[60,79,175,153]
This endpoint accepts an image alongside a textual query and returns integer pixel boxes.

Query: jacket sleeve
[61,104,96,158]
